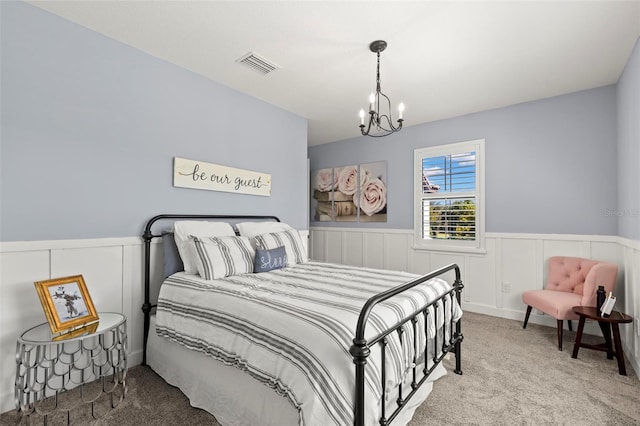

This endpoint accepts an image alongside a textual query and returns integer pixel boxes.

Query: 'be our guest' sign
[173,157,271,197]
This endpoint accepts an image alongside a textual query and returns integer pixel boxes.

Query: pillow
[254,246,288,273]
[161,232,184,278]
[193,236,255,280]
[173,221,236,274]
[235,221,293,238]
[253,230,308,266]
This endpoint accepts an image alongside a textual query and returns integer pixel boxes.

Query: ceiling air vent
[236,52,279,75]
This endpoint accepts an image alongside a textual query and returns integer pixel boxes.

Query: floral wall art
[311,161,387,223]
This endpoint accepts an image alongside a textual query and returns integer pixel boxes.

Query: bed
[141,214,463,425]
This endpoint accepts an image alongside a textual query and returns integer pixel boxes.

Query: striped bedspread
[155,261,462,425]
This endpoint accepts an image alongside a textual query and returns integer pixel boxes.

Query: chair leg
[557,320,563,351]
[523,306,532,329]
[568,320,572,332]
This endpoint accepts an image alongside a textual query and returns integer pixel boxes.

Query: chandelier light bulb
[398,102,405,120]
[359,109,365,125]
[369,93,376,112]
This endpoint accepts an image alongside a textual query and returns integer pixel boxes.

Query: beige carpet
[2,312,639,425]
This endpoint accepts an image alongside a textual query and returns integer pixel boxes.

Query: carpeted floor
[2,312,639,425]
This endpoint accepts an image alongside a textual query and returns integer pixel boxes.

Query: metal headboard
[140,214,280,365]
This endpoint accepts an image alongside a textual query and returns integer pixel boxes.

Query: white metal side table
[15,312,127,425]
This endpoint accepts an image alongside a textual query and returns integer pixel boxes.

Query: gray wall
[0,2,308,242]
[309,86,618,236]
[617,37,640,241]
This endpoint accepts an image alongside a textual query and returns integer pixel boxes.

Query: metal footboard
[349,263,464,426]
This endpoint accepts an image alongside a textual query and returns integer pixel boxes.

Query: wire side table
[15,312,127,425]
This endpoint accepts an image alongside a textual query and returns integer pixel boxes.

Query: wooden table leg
[572,316,586,359]
[597,321,614,360]
[611,323,627,376]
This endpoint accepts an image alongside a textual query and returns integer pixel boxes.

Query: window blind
[421,151,477,241]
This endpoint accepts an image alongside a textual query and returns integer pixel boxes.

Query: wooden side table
[571,306,632,375]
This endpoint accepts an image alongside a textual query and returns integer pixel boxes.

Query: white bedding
[148,315,446,426]
[148,315,301,425]
[154,261,461,425]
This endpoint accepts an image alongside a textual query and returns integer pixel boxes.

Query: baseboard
[461,302,525,322]
[462,302,602,336]
[0,391,11,415]
[622,340,640,380]
[128,349,143,369]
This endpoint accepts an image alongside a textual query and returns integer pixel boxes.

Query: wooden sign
[173,157,271,197]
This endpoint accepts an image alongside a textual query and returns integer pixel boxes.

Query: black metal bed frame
[141,214,281,366]
[349,263,464,425]
[141,214,463,426]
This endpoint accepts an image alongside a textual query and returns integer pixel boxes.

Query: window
[414,139,485,253]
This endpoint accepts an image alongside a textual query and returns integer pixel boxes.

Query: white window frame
[413,139,485,254]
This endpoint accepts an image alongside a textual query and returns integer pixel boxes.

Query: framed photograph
[34,275,99,335]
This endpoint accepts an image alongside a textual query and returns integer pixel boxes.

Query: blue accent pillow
[162,232,184,278]
[254,246,288,273]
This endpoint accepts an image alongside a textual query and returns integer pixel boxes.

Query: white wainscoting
[0,230,636,412]
[0,237,145,414]
[619,237,640,380]
[310,227,640,380]
[0,231,309,414]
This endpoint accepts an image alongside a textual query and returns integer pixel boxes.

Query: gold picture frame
[52,322,99,341]
[34,275,99,335]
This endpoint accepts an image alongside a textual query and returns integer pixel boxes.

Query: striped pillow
[193,236,255,280]
[253,230,308,266]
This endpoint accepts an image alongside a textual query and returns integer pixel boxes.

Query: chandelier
[359,40,404,137]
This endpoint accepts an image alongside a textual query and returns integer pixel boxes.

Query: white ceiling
[27,1,640,146]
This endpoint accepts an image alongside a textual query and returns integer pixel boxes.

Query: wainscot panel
[383,233,409,272]
[0,238,143,414]
[466,238,497,309]
[0,249,51,407]
[619,238,640,378]
[310,227,638,379]
[343,232,364,267]
[326,231,343,264]
[0,231,309,414]
[363,232,385,269]
[50,246,125,314]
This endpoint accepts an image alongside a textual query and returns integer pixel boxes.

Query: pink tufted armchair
[522,256,618,350]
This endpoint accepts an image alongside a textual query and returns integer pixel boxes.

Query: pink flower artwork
[355,177,387,216]
[311,161,387,223]
[315,168,337,192]
[338,165,368,195]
